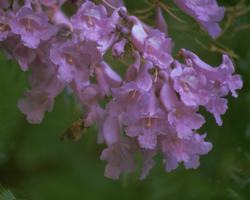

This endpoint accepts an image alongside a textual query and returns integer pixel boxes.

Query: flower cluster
[0,0,242,179]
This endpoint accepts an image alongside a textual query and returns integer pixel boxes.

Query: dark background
[0,0,249,199]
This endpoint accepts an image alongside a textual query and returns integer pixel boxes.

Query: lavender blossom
[18,57,64,123]
[112,38,126,57]
[95,63,121,97]
[156,7,168,35]
[0,0,243,180]
[162,133,212,171]
[124,90,168,149]
[71,1,117,52]
[9,5,57,48]
[176,49,243,125]
[101,139,136,180]
[173,0,225,38]
[50,39,102,86]
[160,82,205,139]
[2,36,36,71]
[130,17,173,68]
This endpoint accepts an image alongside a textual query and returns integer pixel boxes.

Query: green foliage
[0,186,16,200]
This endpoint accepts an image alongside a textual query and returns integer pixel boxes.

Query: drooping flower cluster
[0,0,242,179]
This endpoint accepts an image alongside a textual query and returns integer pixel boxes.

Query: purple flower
[73,84,105,141]
[136,61,153,91]
[162,133,212,171]
[18,90,54,123]
[130,17,147,51]
[130,18,173,68]
[173,0,225,38]
[111,82,144,109]
[76,84,101,105]
[178,49,243,125]
[156,7,168,35]
[140,149,156,179]
[9,5,57,48]
[143,29,173,69]
[50,39,102,86]
[125,51,141,82]
[102,114,121,145]
[160,81,205,139]
[0,0,243,180]
[124,90,168,149]
[18,58,64,123]
[112,38,126,57]
[168,106,205,139]
[95,61,122,95]
[71,1,117,52]
[171,61,210,107]
[100,139,136,180]
[2,36,36,71]
[52,8,73,31]
[83,104,105,142]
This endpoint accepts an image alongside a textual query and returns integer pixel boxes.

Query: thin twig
[234,24,250,32]
[133,5,154,14]
[102,0,117,10]
[195,39,239,59]
[158,1,185,23]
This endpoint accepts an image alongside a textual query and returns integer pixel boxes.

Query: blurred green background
[0,0,250,199]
